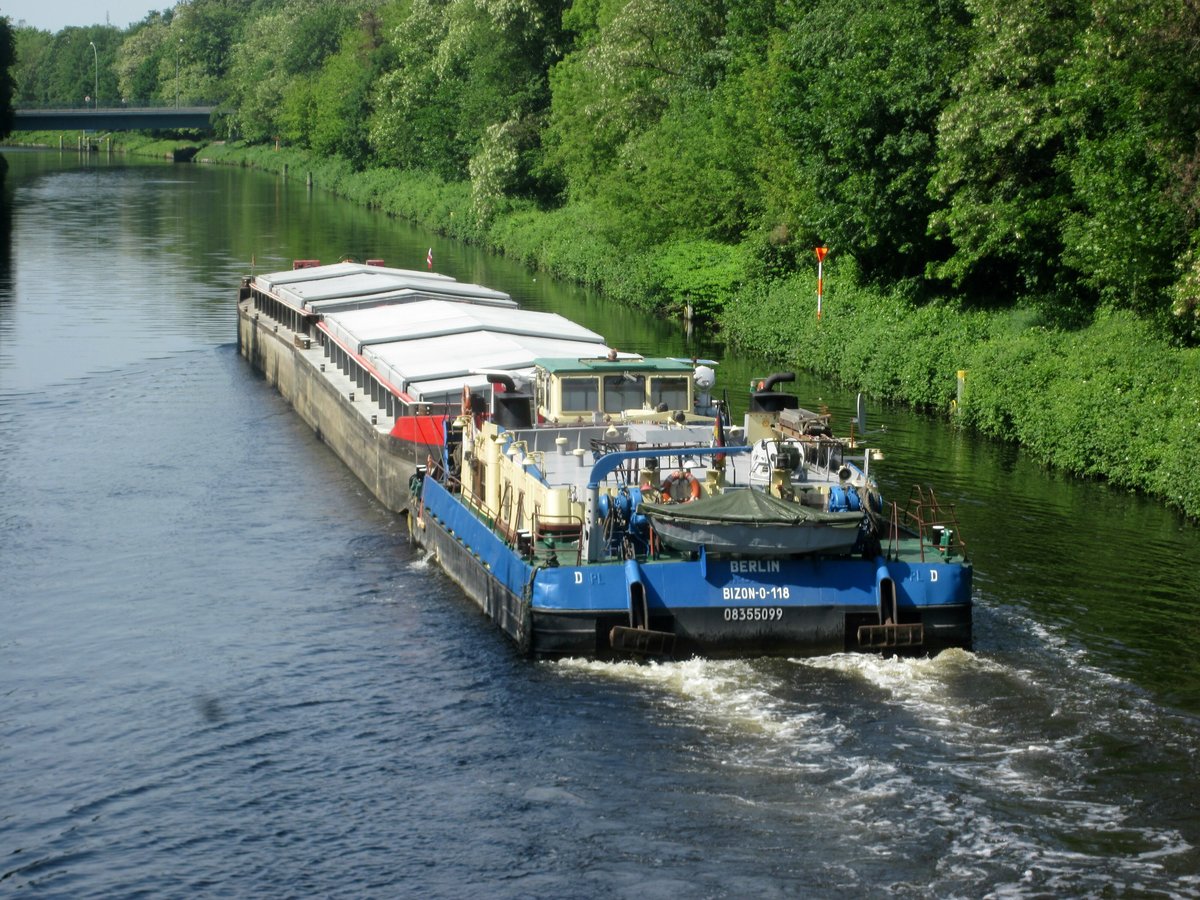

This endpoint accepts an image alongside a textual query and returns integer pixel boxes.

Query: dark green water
[2,149,1198,896]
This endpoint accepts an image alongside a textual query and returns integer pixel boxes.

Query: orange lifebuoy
[660,470,701,503]
[461,383,472,417]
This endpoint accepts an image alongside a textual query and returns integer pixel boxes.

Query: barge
[239,260,972,659]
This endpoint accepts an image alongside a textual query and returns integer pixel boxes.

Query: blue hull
[412,478,972,658]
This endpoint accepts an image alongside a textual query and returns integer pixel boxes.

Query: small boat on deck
[638,488,866,557]
[238,260,973,660]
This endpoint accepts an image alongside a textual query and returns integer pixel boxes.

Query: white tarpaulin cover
[364,332,609,400]
[253,262,512,309]
[262,262,610,403]
[254,261,453,290]
[322,300,604,354]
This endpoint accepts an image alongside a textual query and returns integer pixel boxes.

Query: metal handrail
[902,485,968,562]
[531,510,584,566]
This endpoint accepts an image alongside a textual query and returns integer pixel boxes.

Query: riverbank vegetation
[0,18,13,146]
[8,128,204,156]
[4,0,1199,518]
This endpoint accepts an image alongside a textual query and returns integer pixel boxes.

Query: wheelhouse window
[603,373,646,413]
[560,376,599,412]
[650,376,689,411]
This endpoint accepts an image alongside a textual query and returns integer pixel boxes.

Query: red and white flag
[426,247,433,270]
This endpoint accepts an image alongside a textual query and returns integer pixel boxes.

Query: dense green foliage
[7,0,1198,334]
[4,0,1200,516]
[0,17,13,140]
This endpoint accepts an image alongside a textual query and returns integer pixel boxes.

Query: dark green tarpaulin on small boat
[639,488,863,527]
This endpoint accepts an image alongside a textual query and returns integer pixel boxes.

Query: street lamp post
[88,41,98,110]
[176,38,182,108]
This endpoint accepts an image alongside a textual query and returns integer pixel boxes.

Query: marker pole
[815,246,828,321]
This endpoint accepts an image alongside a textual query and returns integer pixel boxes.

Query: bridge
[12,106,216,132]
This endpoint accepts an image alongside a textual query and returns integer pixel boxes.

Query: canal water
[2,150,1198,897]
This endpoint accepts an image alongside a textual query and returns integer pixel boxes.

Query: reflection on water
[1,149,1198,897]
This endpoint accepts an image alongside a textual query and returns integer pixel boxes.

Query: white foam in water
[553,650,1194,894]
[553,657,802,738]
[797,649,1193,889]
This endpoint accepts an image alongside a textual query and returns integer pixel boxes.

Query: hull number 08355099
[723,607,785,622]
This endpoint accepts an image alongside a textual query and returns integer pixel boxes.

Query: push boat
[238,260,973,659]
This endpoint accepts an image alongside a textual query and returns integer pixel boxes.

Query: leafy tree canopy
[3,0,1198,341]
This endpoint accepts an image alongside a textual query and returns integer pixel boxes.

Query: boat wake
[553,656,810,744]
[550,648,1199,895]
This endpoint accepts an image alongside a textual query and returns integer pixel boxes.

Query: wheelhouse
[535,357,697,423]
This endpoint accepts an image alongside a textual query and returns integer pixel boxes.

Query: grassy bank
[197,142,678,311]
[11,136,1195,519]
[4,131,208,158]
[725,267,1200,519]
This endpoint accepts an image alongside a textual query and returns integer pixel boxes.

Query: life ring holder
[660,470,701,503]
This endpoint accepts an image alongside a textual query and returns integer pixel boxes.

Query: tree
[226,11,293,140]
[0,18,14,139]
[114,16,170,103]
[225,0,370,143]
[928,0,1086,301]
[588,85,751,246]
[761,0,970,284]
[368,0,467,177]
[1057,0,1200,328]
[544,0,725,199]
[170,0,252,103]
[370,0,565,185]
[11,26,55,105]
[306,31,377,165]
